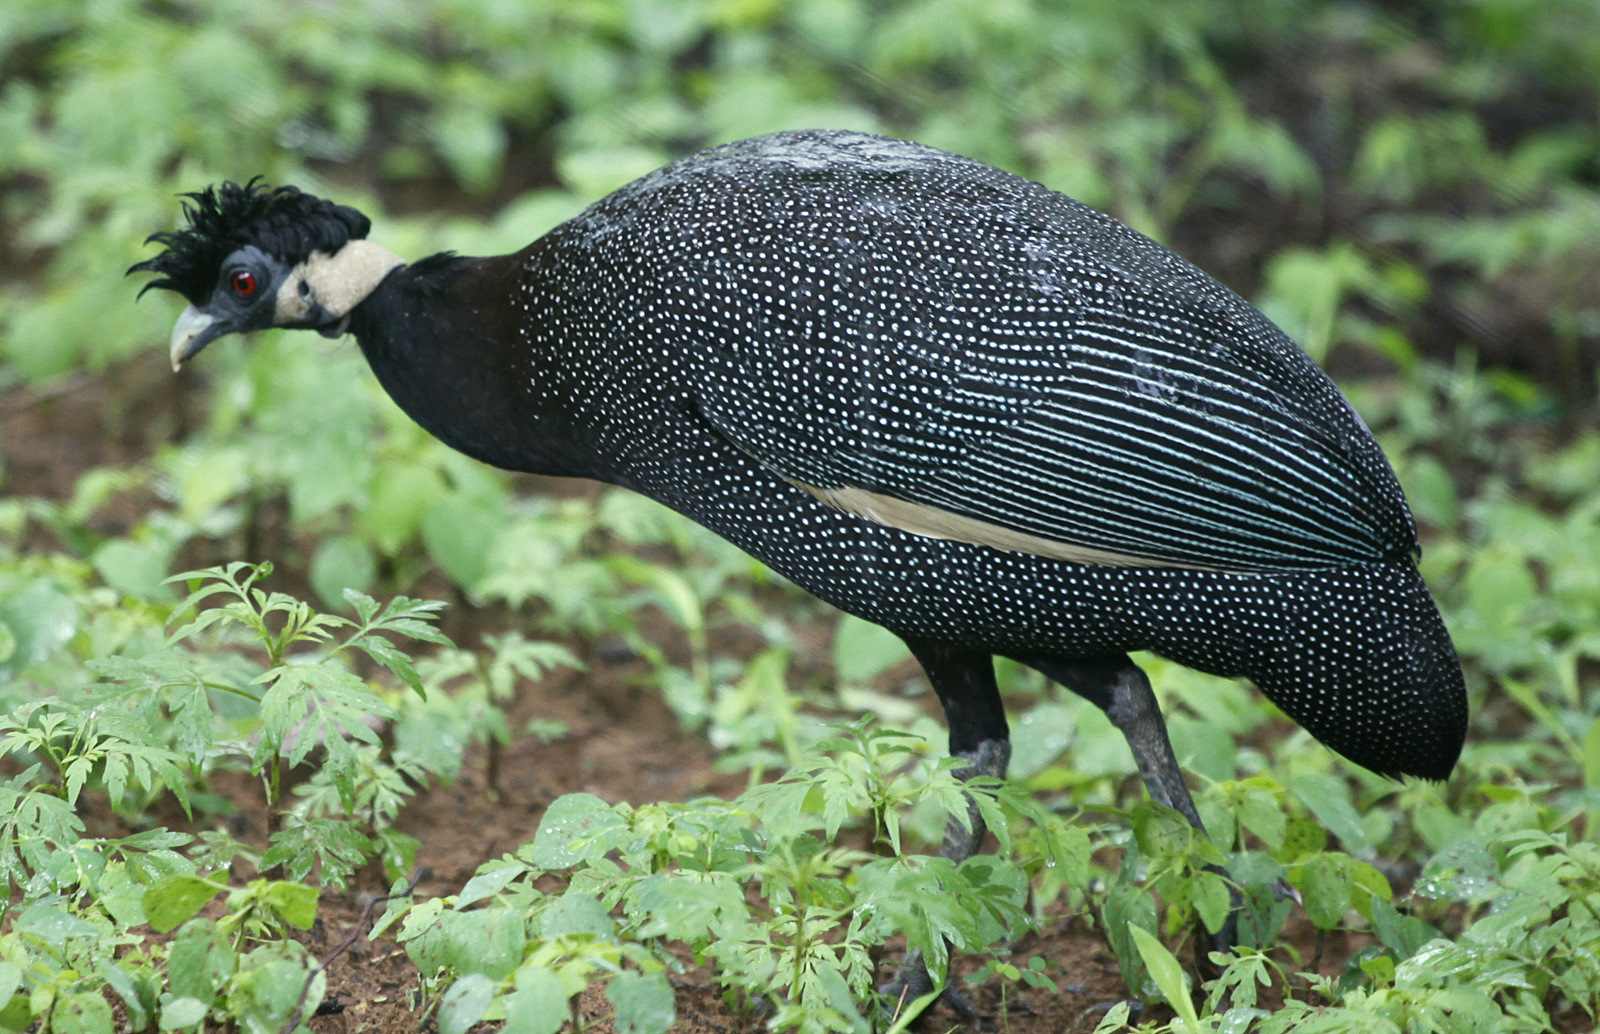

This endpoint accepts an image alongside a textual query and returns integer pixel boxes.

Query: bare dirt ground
[2,362,1362,1033]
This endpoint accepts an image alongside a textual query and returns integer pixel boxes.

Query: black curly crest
[129,179,371,305]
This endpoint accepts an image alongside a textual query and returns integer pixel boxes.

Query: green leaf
[435,100,507,194]
[101,963,155,1031]
[144,875,224,933]
[52,993,112,1034]
[1101,882,1157,995]
[93,539,173,601]
[1233,784,1287,852]
[257,662,389,773]
[1367,897,1440,959]
[1584,714,1600,795]
[166,919,235,1006]
[13,901,98,944]
[1236,877,1294,950]
[1464,547,1537,637]
[1402,454,1459,530]
[98,864,152,926]
[1193,870,1233,935]
[456,864,523,909]
[1008,701,1078,779]
[379,828,422,886]
[0,772,84,877]
[1131,801,1208,863]
[1085,1001,1132,1034]
[0,577,78,672]
[261,819,372,891]
[1290,774,1370,851]
[225,941,322,1034]
[628,873,748,942]
[397,898,450,972]
[528,793,628,869]
[169,444,248,522]
[0,994,28,1034]
[438,973,495,1034]
[158,997,208,1031]
[1295,853,1354,931]
[541,893,615,939]
[310,536,376,611]
[607,970,675,1034]
[262,880,319,929]
[1358,951,1396,987]
[1347,860,1392,922]
[503,966,567,1034]
[366,594,452,644]
[447,908,527,980]
[1415,840,1499,904]
[882,985,941,1034]
[350,634,425,696]
[1256,243,1375,363]
[360,463,446,554]
[1129,926,1198,1032]
[636,567,703,636]
[833,614,910,684]
[118,828,196,851]
[558,146,671,200]
[422,491,507,590]
[1274,816,1327,862]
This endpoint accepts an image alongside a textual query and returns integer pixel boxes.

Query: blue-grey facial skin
[166,242,382,368]
[167,245,297,367]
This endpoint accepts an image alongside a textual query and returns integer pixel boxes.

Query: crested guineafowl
[132,129,1467,1009]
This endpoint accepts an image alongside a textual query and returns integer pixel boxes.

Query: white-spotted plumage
[496,129,1464,779]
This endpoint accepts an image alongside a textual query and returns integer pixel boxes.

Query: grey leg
[1012,654,1238,965]
[1102,663,1208,831]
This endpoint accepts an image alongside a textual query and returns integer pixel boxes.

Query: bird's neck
[345,251,604,480]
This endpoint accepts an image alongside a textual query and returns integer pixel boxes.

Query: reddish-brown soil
[3,362,1363,1033]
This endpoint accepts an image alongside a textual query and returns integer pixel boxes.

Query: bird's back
[528,130,1417,573]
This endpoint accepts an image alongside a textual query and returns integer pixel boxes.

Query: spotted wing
[577,131,1418,572]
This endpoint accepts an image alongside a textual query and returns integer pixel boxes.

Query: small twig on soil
[282,867,428,1034]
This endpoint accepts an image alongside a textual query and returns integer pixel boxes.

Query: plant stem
[791,907,807,999]
[266,755,282,811]
[203,681,263,702]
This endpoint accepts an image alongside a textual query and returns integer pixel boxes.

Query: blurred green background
[4,0,1598,389]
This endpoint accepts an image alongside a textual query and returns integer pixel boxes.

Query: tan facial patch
[276,240,406,324]
[275,272,313,324]
[794,481,1224,570]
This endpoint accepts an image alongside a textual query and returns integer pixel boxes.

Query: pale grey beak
[168,305,225,371]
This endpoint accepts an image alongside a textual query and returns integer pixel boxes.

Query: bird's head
[129,179,404,370]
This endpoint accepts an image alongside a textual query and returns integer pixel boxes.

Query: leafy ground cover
[2,1,1599,1032]
[4,364,1599,1034]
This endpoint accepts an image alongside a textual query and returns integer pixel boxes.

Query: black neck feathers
[344,251,606,482]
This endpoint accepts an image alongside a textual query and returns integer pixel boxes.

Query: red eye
[231,271,257,296]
